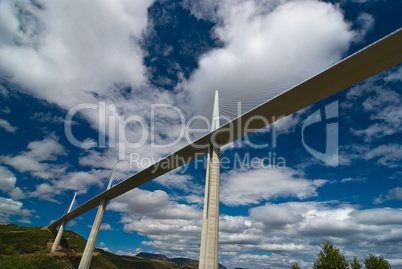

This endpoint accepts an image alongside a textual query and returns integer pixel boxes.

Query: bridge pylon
[51,193,77,252]
[78,162,117,269]
[199,90,221,269]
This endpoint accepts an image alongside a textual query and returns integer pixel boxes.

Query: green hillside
[0,223,197,269]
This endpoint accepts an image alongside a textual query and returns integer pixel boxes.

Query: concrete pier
[51,220,66,252]
[78,198,107,269]
[199,143,221,269]
[51,193,77,252]
[199,90,221,269]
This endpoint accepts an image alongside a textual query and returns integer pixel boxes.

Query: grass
[0,224,197,269]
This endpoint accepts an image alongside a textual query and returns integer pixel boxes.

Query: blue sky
[0,0,401,268]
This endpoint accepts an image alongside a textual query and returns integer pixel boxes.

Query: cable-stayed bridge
[48,28,402,269]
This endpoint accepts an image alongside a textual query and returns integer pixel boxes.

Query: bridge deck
[49,28,402,229]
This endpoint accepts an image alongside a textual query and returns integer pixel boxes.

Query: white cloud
[104,183,402,268]
[29,183,61,203]
[154,173,193,191]
[353,13,375,42]
[68,220,77,227]
[100,223,113,230]
[340,177,365,183]
[221,202,402,268]
[1,134,66,178]
[115,250,138,256]
[31,112,64,124]
[347,69,402,143]
[385,65,402,82]
[88,223,113,230]
[220,167,327,206]
[0,197,33,223]
[0,0,154,109]
[0,0,196,169]
[26,168,109,201]
[250,203,304,229]
[0,107,11,114]
[363,144,402,168]
[0,118,17,133]
[342,68,402,168]
[0,165,25,200]
[0,166,17,193]
[183,0,355,114]
[109,188,201,220]
[350,208,402,225]
[54,169,109,194]
[108,188,203,258]
[374,187,402,204]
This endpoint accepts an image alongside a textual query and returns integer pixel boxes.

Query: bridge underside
[49,27,402,269]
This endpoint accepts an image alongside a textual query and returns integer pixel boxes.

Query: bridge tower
[51,193,77,252]
[199,90,221,269]
[78,162,117,269]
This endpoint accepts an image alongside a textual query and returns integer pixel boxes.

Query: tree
[350,256,362,269]
[364,254,391,269]
[291,262,300,269]
[313,240,349,269]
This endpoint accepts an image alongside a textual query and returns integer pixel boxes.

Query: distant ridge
[136,252,169,261]
[136,252,227,269]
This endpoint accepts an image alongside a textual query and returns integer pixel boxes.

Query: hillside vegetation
[0,223,199,269]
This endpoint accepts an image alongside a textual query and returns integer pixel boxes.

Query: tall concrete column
[51,193,77,252]
[51,220,66,252]
[199,143,221,269]
[79,163,117,269]
[79,198,107,269]
[199,90,221,269]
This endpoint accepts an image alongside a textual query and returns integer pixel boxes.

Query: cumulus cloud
[67,220,77,227]
[108,188,203,258]
[220,167,327,206]
[353,12,375,42]
[109,188,201,220]
[220,202,402,268]
[0,166,17,193]
[54,169,109,194]
[1,134,66,178]
[341,67,402,168]
[183,0,355,114]
[347,69,402,141]
[0,0,154,109]
[0,133,113,201]
[0,165,25,200]
[350,208,402,225]
[29,183,61,203]
[114,195,402,267]
[100,223,113,230]
[104,184,402,266]
[0,0,195,168]
[249,203,304,229]
[0,118,17,133]
[88,223,113,230]
[154,173,194,191]
[0,197,33,223]
[374,187,402,204]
